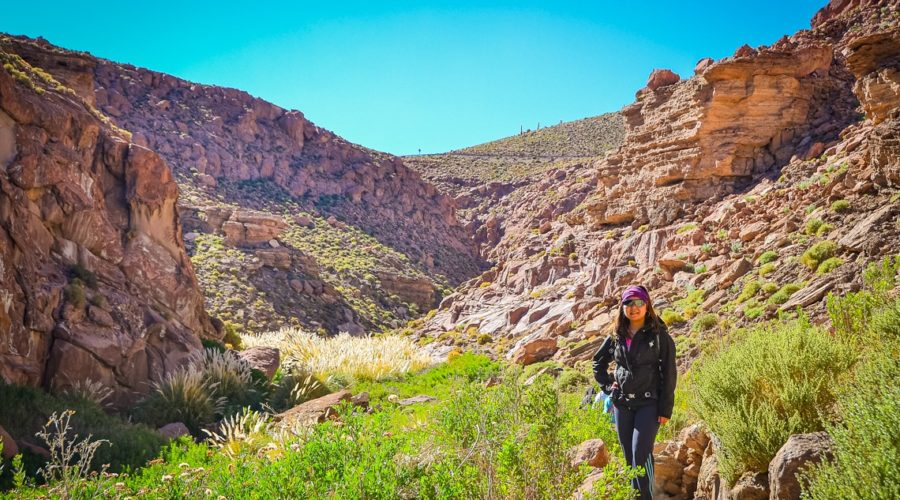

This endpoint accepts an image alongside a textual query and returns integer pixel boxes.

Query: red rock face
[0,41,213,407]
[83,54,481,284]
[645,69,681,91]
[416,2,900,368]
[590,42,854,228]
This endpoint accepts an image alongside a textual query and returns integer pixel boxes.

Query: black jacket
[592,319,677,418]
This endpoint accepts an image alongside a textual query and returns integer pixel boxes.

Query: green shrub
[804,219,824,235]
[759,262,777,276]
[735,281,761,304]
[477,333,492,345]
[800,241,837,270]
[555,368,590,393]
[830,199,850,213]
[815,223,833,237]
[0,383,165,475]
[828,289,900,346]
[743,302,765,320]
[767,283,802,305]
[816,257,843,274]
[63,280,86,308]
[801,346,900,499]
[69,264,98,289]
[267,367,330,412]
[760,282,779,295]
[691,314,718,333]
[862,255,899,294]
[6,353,638,498]
[135,368,226,435]
[661,308,686,326]
[222,321,244,350]
[691,317,854,483]
[757,251,778,265]
[676,223,698,234]
[192,349,263,414]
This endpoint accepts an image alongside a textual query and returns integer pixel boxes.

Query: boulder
[238,347,281,380]
[570,439,610,469]
[350,392,370,408]
[730,471,768,500]
[717,258,752,290]
[17,440,50,460]
[397,395,437,406]
[738,221,767,242]
[275,390,351,427]
[768,432,834,500]
[157,422,191,440]
[695,57,715,75]
[506,331,558,365]
[574,469,605,500]
[658,252,688,276]
[653,423,711,499]
[696,445,725,500]
[0,425,18,459]
[838,204,894,251]
[647,69,681,91]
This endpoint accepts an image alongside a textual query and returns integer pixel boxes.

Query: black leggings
[614,402,659,500]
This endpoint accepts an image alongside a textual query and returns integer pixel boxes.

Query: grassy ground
[1,353,634,498]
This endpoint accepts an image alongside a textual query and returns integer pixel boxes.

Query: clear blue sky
[2,1,825,155]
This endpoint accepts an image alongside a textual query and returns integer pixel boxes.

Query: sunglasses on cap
[623,299,646,307]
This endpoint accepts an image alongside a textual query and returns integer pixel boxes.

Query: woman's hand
[658,416,669,425]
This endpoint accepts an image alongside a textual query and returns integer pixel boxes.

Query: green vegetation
[691,313,718,333]
[404,113,624,197]
[661,308,686,326]
[735,281,761,304]
[282,214,433,328]
[63,280,86,309]
[5,354,638,498]
[767,283,802,305]
[458,113,624,159]
[830,199,850,213]
[757,251,778,265]
[692,256,899,487]
[802,351,900,499]
[691,316,854,482]
[816,257,843,274]
[676,223,698,234]
[804,218,825,235]
[0,383,166,480]
[800,241,838,271]
[189,234,281,330]
[758,262,777,276]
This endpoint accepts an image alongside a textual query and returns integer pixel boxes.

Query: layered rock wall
[589,42,856,228]
[0,43,213,406]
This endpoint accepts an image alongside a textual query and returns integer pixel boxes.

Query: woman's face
[623,299,648,323]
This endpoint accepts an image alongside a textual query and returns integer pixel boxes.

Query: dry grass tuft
[244,327,432,382]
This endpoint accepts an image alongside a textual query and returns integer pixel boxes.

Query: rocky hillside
[0,42,215,407]
[0,35,485,335]
[415,1,899,369]
[405,112,625,255]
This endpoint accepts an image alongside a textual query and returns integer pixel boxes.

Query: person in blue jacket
[593,285,677,500]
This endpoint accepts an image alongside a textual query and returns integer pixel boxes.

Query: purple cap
[621,285,651,304]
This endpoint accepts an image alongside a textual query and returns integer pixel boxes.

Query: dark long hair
[615,284,663,340]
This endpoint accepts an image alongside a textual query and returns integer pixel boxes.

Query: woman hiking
[592,285,677,499]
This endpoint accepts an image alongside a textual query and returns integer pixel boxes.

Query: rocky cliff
[1,35,485,334]
[415,1,900,369]
[0,41,214,407]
